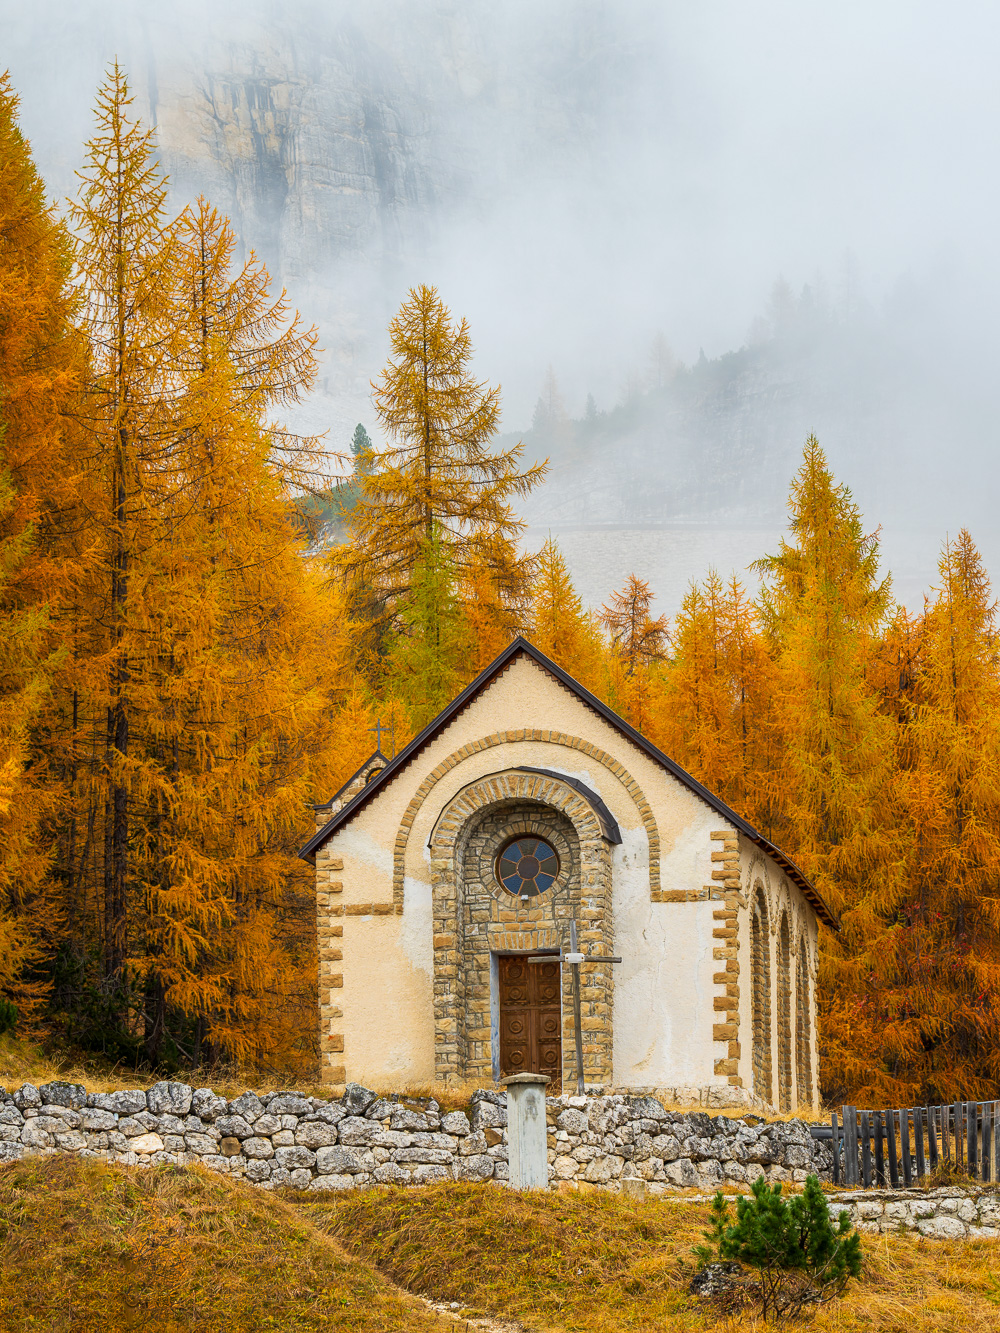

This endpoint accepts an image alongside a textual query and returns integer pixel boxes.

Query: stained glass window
[495,836,559,897]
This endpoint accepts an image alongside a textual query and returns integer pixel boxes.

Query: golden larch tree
[0,72,84,1015]
[340,284,545,660]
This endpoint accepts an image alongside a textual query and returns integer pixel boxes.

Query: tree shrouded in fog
[339,283,546,658]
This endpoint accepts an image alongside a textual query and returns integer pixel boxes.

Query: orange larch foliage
[0,73,84,1013]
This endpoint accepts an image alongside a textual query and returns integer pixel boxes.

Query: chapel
[300,638,837,1111]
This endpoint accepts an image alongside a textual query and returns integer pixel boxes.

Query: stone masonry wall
[0,1079,830,1194]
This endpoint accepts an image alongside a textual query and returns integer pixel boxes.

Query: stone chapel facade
[300,639,837,1110]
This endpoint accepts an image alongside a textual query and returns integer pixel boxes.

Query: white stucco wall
[610,812,721,1089]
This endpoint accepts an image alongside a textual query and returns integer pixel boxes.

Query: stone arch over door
[428,770,614,1087]
[394,731,660,906]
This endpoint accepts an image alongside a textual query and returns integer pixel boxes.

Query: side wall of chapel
[736,834,821,1111]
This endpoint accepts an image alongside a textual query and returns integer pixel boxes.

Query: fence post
[874,1110,885,1186]
[899,1109,912,1187]
[831,1111,840,1185]
[982,1104,992,1183]
[843,1106,859,1187]
[860,1111,872,1187]
[927,1105,938,1172]
[502,1073,551,1190]
[968,1103,979,1178]
[886,1108,899,1188]
[954,1100,963,1169]
[914,1107,926,1181]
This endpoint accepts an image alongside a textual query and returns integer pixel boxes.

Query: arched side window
[750,887,772,1105]
[777,914,792,1112]
[795,948,813,1107]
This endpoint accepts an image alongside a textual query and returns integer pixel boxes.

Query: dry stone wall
[0,1079,830,1192]
[831,1187,1000,1240]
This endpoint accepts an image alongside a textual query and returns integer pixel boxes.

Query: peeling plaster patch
[336,827,393,875]
[400,877,432,976]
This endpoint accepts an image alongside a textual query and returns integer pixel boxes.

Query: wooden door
[498,954,561,1087]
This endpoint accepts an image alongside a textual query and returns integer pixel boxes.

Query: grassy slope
[0,1158,439,1332]
[3,1160,999,1331]
[304,1182,1000,1333]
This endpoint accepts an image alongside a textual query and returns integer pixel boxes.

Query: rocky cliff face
[120,2,628,434]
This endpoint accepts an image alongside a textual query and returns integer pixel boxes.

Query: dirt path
[418,1295,529,1332]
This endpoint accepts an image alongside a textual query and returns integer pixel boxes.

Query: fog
[3,0,999,611]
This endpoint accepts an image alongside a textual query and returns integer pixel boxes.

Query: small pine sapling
[692,1174,862,1322]
[693,1189,730,1265]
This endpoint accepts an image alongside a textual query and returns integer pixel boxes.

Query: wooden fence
[810,1101,1000,1188]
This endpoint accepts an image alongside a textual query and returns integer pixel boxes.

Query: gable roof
[298,637,838,930]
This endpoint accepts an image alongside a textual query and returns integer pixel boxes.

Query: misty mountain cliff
[518,279,981,531]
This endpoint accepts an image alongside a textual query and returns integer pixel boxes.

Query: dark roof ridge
[297,637,838,930]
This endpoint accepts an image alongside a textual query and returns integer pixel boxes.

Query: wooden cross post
[529,920,621,1096]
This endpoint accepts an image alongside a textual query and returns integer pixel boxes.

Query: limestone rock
[316,1145,363,1175]
[215,1114,254,1140]
[241,1136,274,1160]
[392,1146,451,1165]
[252,1114,281,1137]
[89,1089,146,1115]
[184,1133,218,1155]
[54,1131,87,1151]
[39,1081,87,1110]
[664,1157,698,1187]
[411,1164,450,1184]
[191,1088,228,1121]
[917,1215,967,1240]
[228,1092,265,1122]
[470,1099,506,1131]
[308,1174,355,1191]
[452,1154,494,1181]
[274,1145,317,1171]
[266,1094,313,1117]
[147,1082,193,1116]
[689,1261,745,1299]
[80,1108,117,1132]
[295,1121,339,1150]
[341,1083,377,1116]
[388,1106,430,1132]
[337,1116,381,1146]
[440,1111,471,1136]
[306,1103,347,1127]
[13,1084,41,1111]
[131,1133,164,1154]
[21,1127,53,1149]
[556,1108,589,1135]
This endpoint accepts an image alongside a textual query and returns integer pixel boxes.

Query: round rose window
[495,836,559,897]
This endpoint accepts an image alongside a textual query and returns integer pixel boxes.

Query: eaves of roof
[297,637,839,931]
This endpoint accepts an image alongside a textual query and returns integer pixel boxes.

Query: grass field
[3,1159,1000,1331]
